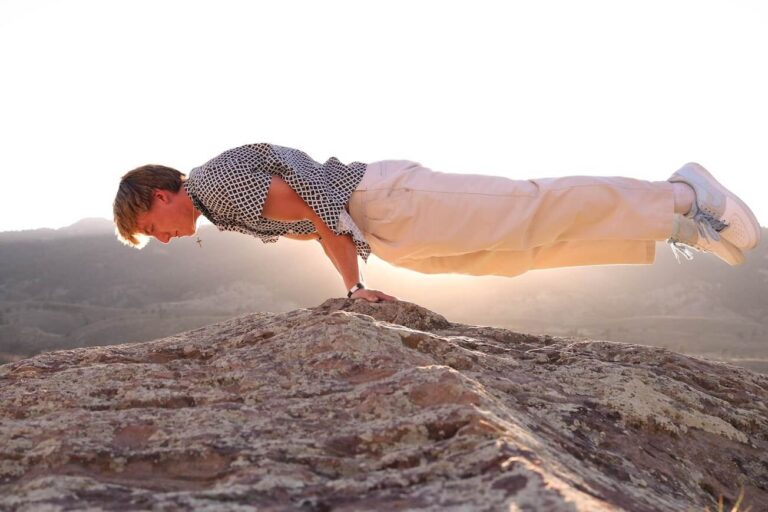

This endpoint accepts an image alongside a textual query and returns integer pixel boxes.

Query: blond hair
[113,164,185,248]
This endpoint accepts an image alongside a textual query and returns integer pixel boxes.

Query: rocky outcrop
[1,299,766,511]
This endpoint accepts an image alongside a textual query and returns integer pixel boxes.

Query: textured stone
[0,299,766,511]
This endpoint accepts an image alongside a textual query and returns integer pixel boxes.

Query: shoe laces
[692,204,730,240]
[667,203,729,264]
[667,239,695,263]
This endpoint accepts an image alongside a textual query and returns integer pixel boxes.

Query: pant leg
[391,239,657,277]
[349,160,675,275]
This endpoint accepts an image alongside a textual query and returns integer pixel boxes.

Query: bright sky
[1,0,766,232]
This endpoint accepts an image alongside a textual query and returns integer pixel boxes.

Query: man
[113,143,762,303]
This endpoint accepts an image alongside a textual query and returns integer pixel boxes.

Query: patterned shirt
[183,143,372,262]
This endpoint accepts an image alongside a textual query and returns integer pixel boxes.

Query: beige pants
[347,160,676,278]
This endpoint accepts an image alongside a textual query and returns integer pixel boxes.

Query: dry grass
[701,486,753,512]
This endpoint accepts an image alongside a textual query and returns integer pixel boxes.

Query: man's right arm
[260,175,395,302]
[282,232,321,241]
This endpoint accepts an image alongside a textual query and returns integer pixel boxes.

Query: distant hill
[0,219,336,360]
[0,218,114,241]
[1,219,766,374]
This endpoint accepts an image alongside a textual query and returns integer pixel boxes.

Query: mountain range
[1,218,766,374]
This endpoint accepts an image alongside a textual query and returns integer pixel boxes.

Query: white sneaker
[667,162,761,251]
[667,213,745,266]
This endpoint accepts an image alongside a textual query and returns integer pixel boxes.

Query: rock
[0,298,766,511]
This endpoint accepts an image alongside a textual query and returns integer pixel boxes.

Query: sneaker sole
[669,162,762,250]
[700,231,746,266]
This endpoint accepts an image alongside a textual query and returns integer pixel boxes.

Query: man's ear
[153,189,173,204]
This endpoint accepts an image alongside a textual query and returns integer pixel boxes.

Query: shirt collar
[183,177,218,226]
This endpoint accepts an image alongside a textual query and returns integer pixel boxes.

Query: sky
[0,0,766,233]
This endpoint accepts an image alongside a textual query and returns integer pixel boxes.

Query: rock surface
[1,299,766,511]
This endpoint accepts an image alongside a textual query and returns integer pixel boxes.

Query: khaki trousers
[347,160,676,278]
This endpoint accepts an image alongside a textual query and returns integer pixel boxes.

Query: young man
[113,143,762,303]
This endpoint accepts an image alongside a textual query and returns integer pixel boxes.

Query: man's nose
[156,233,171,244]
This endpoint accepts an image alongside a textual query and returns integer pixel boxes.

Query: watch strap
[347,282,365,298]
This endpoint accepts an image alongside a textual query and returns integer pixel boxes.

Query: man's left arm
[261,175,398,302]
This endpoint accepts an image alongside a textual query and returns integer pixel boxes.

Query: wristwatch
[347,282,366,298]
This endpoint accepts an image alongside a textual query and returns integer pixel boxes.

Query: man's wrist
[347,282,365,298]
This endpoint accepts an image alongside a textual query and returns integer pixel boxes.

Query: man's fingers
[351,289,399,302]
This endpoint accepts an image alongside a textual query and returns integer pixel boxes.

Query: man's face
[135,188,197,244]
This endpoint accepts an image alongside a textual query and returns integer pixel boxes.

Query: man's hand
[350,288,398,302]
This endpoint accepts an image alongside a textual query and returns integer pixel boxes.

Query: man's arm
[261,175,363,292]
[282,232,321,241]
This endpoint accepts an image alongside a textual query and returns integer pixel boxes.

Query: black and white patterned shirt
[183,143,372,262]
